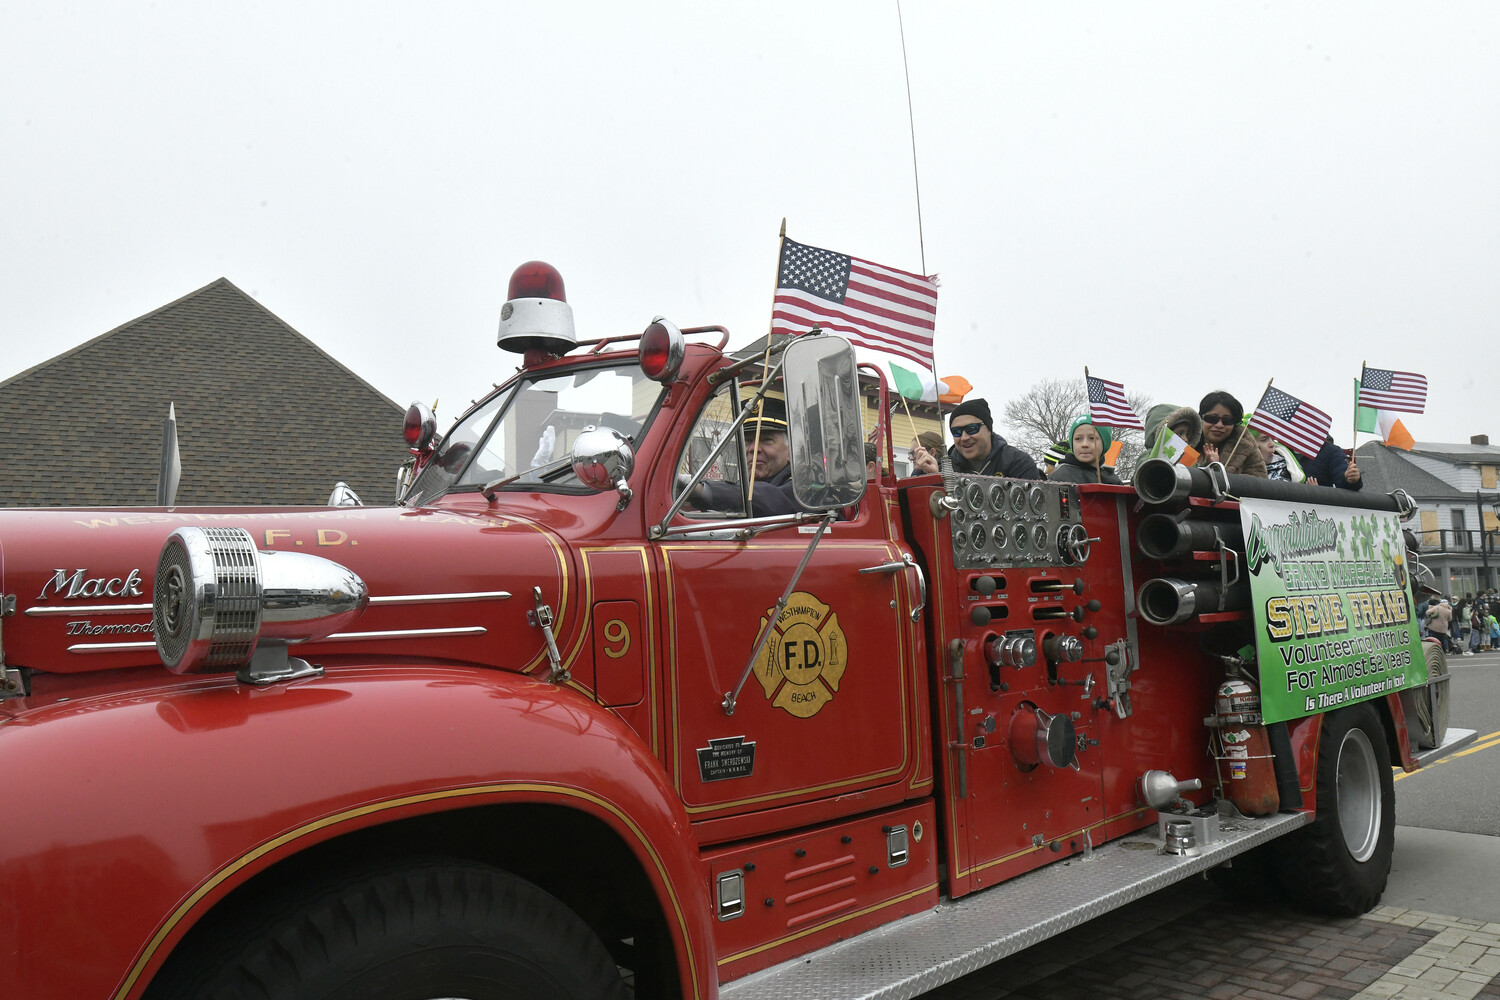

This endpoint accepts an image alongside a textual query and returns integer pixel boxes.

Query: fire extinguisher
[1214,677,1279,816]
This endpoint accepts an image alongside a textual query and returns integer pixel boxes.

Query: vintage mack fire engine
[0,263,1475,1000]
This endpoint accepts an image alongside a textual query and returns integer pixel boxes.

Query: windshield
[405,362,664,504]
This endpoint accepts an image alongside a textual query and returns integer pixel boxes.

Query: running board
[1414,726,1477,768]
[719,810,1310,1000]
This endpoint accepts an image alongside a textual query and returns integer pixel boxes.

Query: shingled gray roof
[1354,442,1467,500]
[0,279,406,506]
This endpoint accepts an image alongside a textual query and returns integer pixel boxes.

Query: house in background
[1356,435,1500,596]
[0,279,406,507]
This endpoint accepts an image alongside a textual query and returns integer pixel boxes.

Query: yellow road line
[1394,727,1500,781]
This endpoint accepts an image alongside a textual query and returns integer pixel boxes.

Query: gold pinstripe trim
[579,545,661,756]
[954,805,1152,880]
[112,783,700,1000]
[717,882,937,966]
[519,521,571,676]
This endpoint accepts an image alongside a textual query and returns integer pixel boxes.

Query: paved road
[915,649,1500,1000]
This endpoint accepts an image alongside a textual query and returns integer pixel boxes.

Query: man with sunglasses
[912,398,1042,479]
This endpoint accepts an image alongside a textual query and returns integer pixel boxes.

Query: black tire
[1207,841,1285,905]
[1277,703,1395,915]
[154,861,628,1000]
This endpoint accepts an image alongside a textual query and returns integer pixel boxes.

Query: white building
[1356,436,1500,597]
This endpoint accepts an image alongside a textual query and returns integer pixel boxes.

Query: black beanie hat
[949,398,992,431]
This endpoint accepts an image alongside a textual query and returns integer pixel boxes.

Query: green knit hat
[1066,415,1113,452]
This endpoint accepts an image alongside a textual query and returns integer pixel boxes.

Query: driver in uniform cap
[688,396,805,516]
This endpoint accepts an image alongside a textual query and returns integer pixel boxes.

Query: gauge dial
[1009,483,1028,516]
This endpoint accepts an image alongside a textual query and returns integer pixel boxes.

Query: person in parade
[910,398,1042,478]
[1193,391,1267,477]
[1301,434,1363,490]
[1426,599,1455,654]
[686,397,806,516]
[907,430,944,478]
[1251,429,1304,482]
[1048,415,1123,485]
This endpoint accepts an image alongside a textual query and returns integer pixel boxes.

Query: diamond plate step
[719,810,1310,1000]
[1413,725,1476,768]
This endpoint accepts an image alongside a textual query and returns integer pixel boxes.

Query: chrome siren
[154,526,368,685]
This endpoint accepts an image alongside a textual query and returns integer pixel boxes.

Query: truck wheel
[1278,703,1394,915]
[158,861,628,1000]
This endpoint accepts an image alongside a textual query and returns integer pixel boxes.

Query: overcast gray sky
[3,2,1496,449]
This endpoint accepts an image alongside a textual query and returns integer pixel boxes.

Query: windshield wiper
[480,456,575,499]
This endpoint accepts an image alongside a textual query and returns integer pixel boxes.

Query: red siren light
[497,260,577,357]
[507,261,566,302]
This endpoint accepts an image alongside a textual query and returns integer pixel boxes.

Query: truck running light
[497,260,577,358]
[404,400,437,451]
[638,316,685,382]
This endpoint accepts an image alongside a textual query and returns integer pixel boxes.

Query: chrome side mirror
[572,425,635,510]
[403,401,438,453]
[782,334,866,511]
[327,482,362,507]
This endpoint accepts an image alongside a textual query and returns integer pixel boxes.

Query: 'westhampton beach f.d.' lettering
[1239,498,1425,724]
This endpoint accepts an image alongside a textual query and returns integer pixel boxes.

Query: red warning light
[507,261,566,302]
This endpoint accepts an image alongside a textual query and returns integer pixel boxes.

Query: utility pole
[1479,490,1495,591]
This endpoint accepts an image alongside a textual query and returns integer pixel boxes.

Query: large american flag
[1085,374,1145,430]
[771,238,938,369]
[1359,366,1427,414]
[1249,386,1332,458]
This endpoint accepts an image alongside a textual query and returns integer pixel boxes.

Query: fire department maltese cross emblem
[754,592,848,718]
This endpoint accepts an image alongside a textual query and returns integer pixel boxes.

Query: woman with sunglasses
[910,399,1042,479]
[1194,390,1267,477]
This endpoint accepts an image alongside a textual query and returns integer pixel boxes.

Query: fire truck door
[658,530,919,819]
[656,385,920,821]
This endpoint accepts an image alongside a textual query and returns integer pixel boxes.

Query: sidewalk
[921,827,1500,1000]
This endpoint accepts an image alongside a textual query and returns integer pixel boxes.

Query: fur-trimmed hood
[1143,403,1203,449]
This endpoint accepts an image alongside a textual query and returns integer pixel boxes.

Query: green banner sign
[1239,496,1426,724]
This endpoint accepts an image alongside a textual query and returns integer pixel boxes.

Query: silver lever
[858,552,926,622]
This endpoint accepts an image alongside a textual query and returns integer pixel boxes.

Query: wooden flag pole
[749,218,788,506]
[1223,378,1270,471]
[1352,359,1368,453]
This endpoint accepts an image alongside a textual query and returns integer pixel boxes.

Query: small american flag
[1085,374,1145,431]
[1359,366,1427,414]
[1249,386,1332,458]
[771,238,938,369]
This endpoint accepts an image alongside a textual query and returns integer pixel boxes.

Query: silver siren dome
[496,260,577,356]
[153,526,368,678]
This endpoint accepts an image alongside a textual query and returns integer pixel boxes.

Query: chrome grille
[202,528,261,665]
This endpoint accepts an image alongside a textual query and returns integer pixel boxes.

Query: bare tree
[1000,378,1153,480]
[1001,379,1086,457]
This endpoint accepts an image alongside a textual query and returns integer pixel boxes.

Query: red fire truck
[0,263,1474,1000]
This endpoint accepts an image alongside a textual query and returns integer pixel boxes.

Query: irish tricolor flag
[1356,380,1415,450]
[890,362,971,404]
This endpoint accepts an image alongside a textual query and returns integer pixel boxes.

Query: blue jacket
[1301,436,1362,491]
